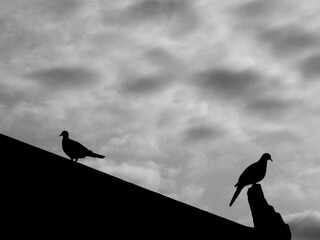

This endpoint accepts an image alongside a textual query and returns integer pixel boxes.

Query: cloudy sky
[0,0,319,239]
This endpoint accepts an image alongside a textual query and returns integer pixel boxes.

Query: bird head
[261,153,273,162]
[59,130,69,138]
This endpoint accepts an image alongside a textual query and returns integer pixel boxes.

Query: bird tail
[89,151,105,159]
[229,186,243,207]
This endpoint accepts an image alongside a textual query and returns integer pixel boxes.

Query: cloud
[0,15,46,63]
[194,67,300,121]
[0,0,85,20]
[265,179,320,210]
[232,0,280,21]
[118,48,184,96]
[244,97,298,120]
[85,159,178,195]
[103,0,184,22]
[256,25,319,58]
[180,183,205,204]
[120,74,171,95]
[231,1,320,60]
[144,47,183,72]
[285,210,320,240]
[250,128,301,147]
[195,67,262,101]
[102,0,199,36]
[0,100,64,149]
[118,0,181,21]
[25,66,100,89]
[183,123,226,144]
[0,85,30,108]
[35,0,85,19]
[299,53,320,80]
[0,0,92,71]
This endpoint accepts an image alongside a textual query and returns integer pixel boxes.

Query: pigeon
[229,153,272,207]
[59,130,105,162]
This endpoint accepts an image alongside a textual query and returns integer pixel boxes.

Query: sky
[0,0,319,239]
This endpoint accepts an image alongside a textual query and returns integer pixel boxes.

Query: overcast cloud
[1,1,320,239]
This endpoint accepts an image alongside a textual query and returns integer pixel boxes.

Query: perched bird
[229,153,272,207]
[59,130,105,162]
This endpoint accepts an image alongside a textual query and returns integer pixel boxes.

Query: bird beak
[59,133,62,137]
[270,158,273,162]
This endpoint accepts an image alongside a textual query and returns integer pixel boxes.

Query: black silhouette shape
[2,133,259,239]
[229,153,272,207]
[59,130,105,162]
[248,184,291,240]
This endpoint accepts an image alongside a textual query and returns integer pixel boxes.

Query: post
[247,184,291,240]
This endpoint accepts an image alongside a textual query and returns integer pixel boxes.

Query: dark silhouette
[2,133,260,239]
[248,184,291,240]
[229,153,272,207]
[59,130,105,162]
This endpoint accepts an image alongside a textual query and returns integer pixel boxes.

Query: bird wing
[236,162,260,187]
[65,139,90,158]
[230,163,259,206]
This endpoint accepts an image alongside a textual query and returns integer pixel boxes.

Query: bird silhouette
[229,153,272,207]
[59,130,105,162]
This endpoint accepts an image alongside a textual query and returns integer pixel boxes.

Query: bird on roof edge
[59,130,105,162]
[229,153,273,207]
